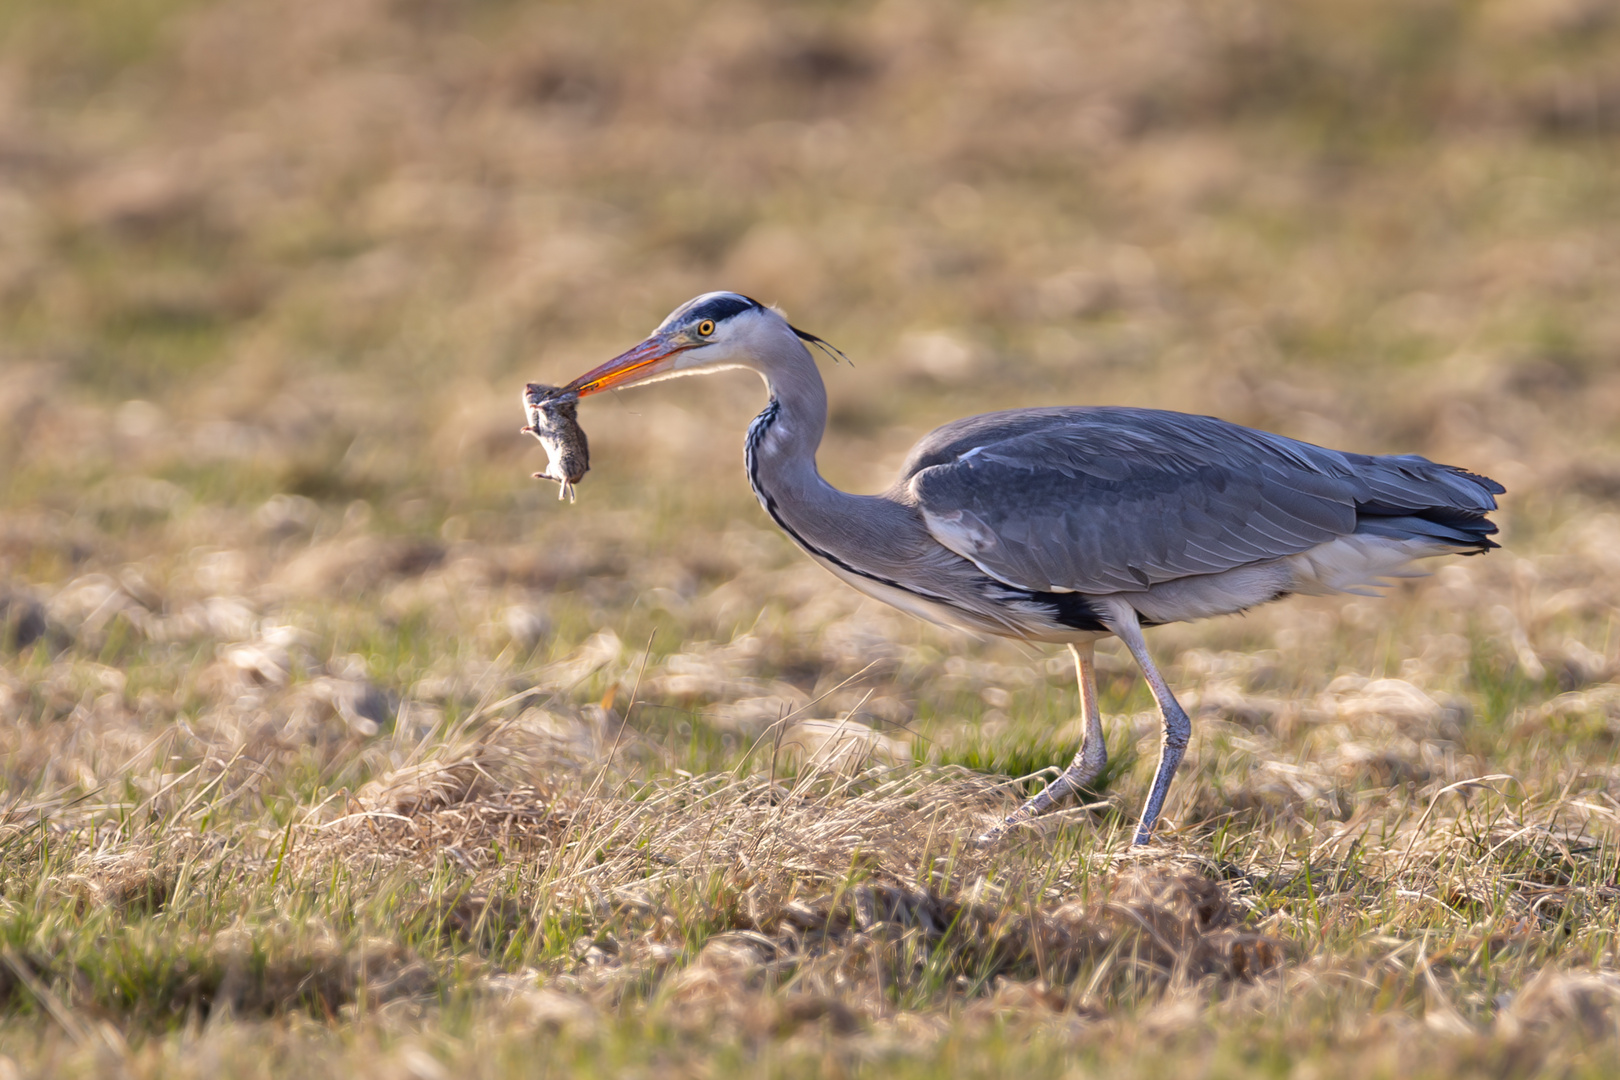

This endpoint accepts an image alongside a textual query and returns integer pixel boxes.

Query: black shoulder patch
[685,294,761,324]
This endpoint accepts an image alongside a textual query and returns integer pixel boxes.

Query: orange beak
[563,333,694,397]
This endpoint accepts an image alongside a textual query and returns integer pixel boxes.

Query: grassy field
[3,0,1620,1075]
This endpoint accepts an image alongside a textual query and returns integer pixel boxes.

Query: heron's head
[563,292,841,397]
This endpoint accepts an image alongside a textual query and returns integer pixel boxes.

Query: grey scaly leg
[1102,603,1191,846]
[976,641,1108,844]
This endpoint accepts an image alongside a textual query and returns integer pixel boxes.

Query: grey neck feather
[742,329,932,587]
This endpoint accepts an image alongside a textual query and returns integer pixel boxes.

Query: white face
[564,293,797,396]
[668,304,780,374]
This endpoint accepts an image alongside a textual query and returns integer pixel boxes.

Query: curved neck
[739,336,965,611]
[743,339,903,571]
[746,347,830,503]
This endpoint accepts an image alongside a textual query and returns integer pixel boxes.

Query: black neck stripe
[744,400,947,603]
[744,398,1108,635]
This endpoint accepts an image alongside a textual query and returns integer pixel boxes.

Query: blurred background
[2,0,1620,787]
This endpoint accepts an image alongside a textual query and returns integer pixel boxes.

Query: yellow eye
[697,319,716,336]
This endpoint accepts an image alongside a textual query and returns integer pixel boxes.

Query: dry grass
[3,0,1620,1075]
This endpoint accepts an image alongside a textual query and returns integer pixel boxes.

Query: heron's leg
[1106,607,1191,846]
[976,641,1107,844]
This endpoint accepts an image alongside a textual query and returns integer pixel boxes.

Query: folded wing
[900,407,1501,596]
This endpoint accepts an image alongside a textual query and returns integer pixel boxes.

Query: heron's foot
[978,763,1101,847]
[974,809,1033,847]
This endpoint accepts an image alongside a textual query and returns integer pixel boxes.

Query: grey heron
[556,292,1503,846]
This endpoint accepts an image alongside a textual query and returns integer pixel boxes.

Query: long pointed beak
[563,333,693,397]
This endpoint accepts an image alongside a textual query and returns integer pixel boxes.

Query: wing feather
[899,407,1495,595]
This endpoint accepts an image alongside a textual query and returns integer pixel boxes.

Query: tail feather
[1355,513,1498,551]
[1348,455,1503,555]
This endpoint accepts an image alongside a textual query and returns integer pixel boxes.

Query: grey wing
[898,407,1498,595]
